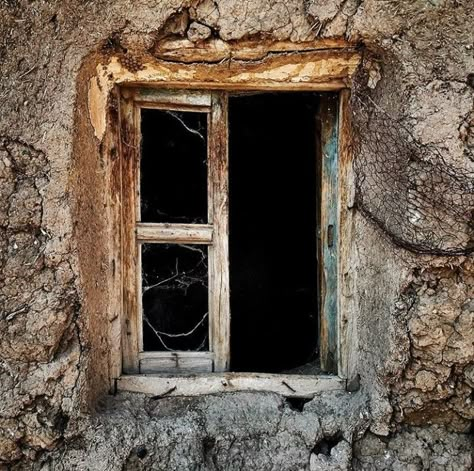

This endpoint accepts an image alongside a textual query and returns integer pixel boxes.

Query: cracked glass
[141,243,209,352]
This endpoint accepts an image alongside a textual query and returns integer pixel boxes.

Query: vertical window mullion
[208,92,231,372]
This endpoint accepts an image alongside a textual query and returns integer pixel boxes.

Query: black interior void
[229,92,320,373]
[140,108,207,224]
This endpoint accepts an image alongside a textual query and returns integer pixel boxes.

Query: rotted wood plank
[153,38,358,63]
[319,93,340,374]
[119,88,140,373]
[136,223,213,244]
[106,49,361,91]
[208,92,231,372]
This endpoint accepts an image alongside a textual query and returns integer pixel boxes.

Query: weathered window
[118,88,340,380]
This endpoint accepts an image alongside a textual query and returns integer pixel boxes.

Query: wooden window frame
[120,89,230,375]
[105,43,358,397]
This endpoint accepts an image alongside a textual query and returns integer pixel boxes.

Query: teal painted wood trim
[319,93,339,373]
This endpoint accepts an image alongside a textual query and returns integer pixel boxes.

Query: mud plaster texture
[0,0,473,469]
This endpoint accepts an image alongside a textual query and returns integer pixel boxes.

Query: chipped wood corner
[87,75,107,141]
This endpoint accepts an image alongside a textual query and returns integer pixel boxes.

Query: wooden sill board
[117,373,346,398]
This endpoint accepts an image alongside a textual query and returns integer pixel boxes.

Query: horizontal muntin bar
[136,223,213,244]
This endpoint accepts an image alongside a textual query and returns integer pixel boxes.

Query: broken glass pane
[141,243,209,352]
[140,108,208,223]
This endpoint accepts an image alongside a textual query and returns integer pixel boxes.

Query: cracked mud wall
[0,0,473,469]
[387,260,474,432]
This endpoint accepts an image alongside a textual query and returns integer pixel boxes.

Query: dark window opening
[136,92,327,375]
[140,108,208,224]
[229,92,320,373]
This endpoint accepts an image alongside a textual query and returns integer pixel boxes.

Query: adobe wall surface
[0,1,472,469]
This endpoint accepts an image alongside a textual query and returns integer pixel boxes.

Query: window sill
[116,373,346,398]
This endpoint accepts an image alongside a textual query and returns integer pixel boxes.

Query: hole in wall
[136,445,148,459]
[285,396,313,412]
[312,432,344,456]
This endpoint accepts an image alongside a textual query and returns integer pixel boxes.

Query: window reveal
[119,88,339,375]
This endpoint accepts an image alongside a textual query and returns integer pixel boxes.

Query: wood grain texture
[153,38,358,63]
[107,49,360,92]
[136,223,213,244]
[132,88,212,107]
[140,359,213,374]
[107,86,123,389]
[337,89,355,382]
[140,352,213,373]
[118,373,346,398]
[319,93,340,374]
[119,89,140,373]
[138,351,214,360]
[208,92,231,372]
